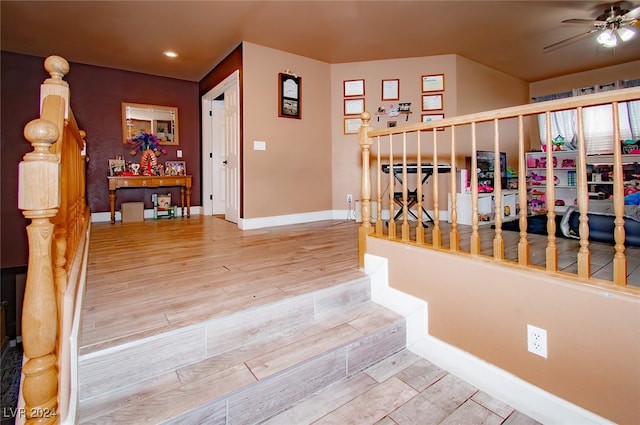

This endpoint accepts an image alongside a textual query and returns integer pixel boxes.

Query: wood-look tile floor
[82,215,639,355]
[262,349,540,425]
[81,217,366,354]
[82,215,636,424]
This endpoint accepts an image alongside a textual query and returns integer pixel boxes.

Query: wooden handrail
[357,86,640,289]
[17,56,90,425]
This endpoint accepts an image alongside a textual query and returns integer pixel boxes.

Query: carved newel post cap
[44,55,70,84]
[24,118,59,151]
[360,111,371,122]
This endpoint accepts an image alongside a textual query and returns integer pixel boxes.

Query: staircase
[77,275,406,424]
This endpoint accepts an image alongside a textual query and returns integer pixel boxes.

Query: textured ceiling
[1,1,639,82]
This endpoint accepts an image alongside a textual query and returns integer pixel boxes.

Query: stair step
[77,275,407,423]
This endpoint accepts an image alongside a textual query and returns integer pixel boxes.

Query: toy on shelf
[152,193,177,220]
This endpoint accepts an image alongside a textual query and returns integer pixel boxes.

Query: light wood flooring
[81,215,636,424]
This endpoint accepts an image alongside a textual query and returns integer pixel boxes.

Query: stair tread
[79,301,404,424]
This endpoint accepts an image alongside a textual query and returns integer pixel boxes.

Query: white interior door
[201,70,240,223]
[224,78,240,223]
[211,100,226,214]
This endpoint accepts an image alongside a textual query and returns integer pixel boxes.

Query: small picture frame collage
[421,74,445,129]
[341,73,446,133]
[343,79,365,134]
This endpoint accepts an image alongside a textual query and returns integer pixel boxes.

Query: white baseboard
[364,253,615,425]
[239,210,337,230]
[91,207,202,223]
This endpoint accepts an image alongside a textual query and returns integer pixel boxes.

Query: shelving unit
[586,154,640,199]
[448,190,518,226]
[525,151,577,215]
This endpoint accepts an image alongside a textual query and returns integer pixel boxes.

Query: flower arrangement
[127,131,168,157]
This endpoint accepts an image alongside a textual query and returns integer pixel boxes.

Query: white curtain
[536,80,639,155]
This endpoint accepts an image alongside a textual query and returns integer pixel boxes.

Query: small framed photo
[422,94,443,111]
[108,158,126,176]
[278,73,302,119]
[343,79,365,97]
[344,117,363,134]
[422,74,445,92]
[344,98,365,116]
[422,113,445,130]
[381,79,399,101]
[165,160,186,176]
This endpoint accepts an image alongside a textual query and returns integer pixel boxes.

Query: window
[536,80,640,155]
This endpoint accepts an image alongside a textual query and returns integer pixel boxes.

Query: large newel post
[19,118,60,424]
[17,55,70,425]
[358,112,373,268]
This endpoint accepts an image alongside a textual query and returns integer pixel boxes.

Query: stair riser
[162,320,406,425]
[79,277,372,402]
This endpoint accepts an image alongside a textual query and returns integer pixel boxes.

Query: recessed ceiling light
[163,51,178,58]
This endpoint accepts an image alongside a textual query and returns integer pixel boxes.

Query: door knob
[222,160,228,165]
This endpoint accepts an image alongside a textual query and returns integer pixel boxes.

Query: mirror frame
[121,102,179,146]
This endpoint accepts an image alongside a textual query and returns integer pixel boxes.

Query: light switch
[177,150,183,158]
[254,141,266,151]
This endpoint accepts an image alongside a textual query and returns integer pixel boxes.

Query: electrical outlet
[527,324,548,358]
[347,194,353,203]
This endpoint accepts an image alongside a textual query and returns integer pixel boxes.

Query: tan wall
[367,237,640,425]
[242,42,333,218]
[456,56,531,165]
[330,54,529,211]
[530,60,640,98]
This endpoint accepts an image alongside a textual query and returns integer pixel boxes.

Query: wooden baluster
[517,115,530,265]
[19,117,61,425]
[493,119,504,260]
[470,122,480,255]
[375,136,383,236]
[449,125,460,251]
[415,131,425,244]
[432,129,442,248]
[401,132,410,241]
[388,134,396,238]
[611,102,627,286]
[544,112,558,271]
[575,107,591,278]
[357,112,373,268]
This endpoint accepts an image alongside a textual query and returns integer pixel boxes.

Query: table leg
[109,190,116,224]
[186,187,191,218]
[180,187,185,217]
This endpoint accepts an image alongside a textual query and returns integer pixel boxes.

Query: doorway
[201,70,240,223]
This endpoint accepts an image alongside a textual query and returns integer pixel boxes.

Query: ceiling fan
[543,3,640,51]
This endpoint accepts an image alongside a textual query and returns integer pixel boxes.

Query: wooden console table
[108,175,192,224]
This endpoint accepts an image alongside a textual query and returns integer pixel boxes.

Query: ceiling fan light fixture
[617,26,636,42]
[597,29,617,47]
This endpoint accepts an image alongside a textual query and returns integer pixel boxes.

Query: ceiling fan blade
[622,5,640,21]
[561,18,604,26]
[543,29,599,52]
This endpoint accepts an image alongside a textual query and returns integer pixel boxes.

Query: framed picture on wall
[422,74,444,92]
[422,113,445,130]
[422,94,443,111]
[278,73,302,119]
[344,118,363,134]
[344,79,365,97]
[344,98,365,116]
[381,79,399,101]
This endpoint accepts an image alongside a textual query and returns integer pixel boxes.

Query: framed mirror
[122,102,179,145]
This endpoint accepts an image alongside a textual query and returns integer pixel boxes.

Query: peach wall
[242,42,332,218]
[456,56,531,164]
[330,55,529,212]
[530,60,640,98]
[367,236,640,425]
